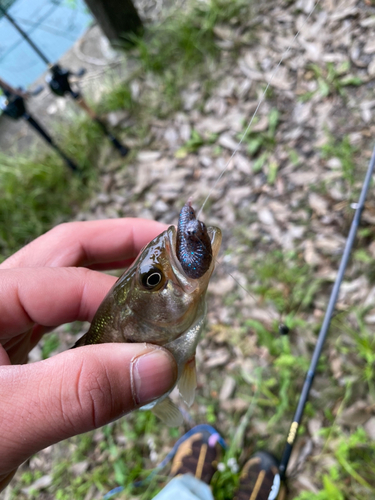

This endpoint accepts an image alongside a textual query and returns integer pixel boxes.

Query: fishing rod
[247,145,375,499]
[0,78,79,172]
[0,5,129,157]
[46,64,129,157]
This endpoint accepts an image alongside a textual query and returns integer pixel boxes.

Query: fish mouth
[167,225,222,294]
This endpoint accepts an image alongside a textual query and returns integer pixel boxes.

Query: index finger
[0,219,168,270]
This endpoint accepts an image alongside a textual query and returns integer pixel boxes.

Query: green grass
[320,135,359,189]
[176,129,218,158]
[301,61,363,101]
[0,0,254,262]
[95,80,135,114]
[0,114,102,261]
[41,333,60,359]
[0,152,86,260]
[0,76,139,262]
[237,252,319,435]
[3,1,375,499]
[126,0,253,116]
[9,413,169,500]
[294,426,375,500]
[239,108,280,177]
[132,0,250,74]
[249,250,322,318]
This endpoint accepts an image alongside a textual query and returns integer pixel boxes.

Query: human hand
[0,219,178,491]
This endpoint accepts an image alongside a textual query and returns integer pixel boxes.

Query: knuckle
[51,220,95,246]
[49,221,71,237]
[50,221,82,246]
[74,358,114,430]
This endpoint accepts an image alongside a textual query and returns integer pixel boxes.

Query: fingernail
[131,348,177,406]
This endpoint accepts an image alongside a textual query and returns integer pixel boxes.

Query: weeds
[302,61,363,101]
[132,0,250,74]
[3,1,374,500]
[250,250,321,316]
[41,333,60,359]
[176,129,218,158]
[321,135,357,183]
[296,426,375,500]
[333,311,375,399]
[96,80,135,114]
[0,151,84,260]
[211,455,241,500]
[239,108,280,178]
[0,113,102,261]
[127,0,253,115]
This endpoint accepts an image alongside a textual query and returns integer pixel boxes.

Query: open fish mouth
[176,201,213,279]
[167,223,222,294]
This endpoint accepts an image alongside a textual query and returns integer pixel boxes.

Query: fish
[73,201,222,425]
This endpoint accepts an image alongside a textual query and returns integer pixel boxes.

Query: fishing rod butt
[63,157,80,173]
[24,115,80,173]
[73,96,130,157]
[96,121,130,157]
[110,137,129,157]
[278,446,291,483]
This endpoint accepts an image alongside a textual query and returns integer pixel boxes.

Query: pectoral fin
[152,397,183,427]
[178,357,197,407]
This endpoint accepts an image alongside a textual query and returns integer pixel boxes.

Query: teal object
[0,0,92,87]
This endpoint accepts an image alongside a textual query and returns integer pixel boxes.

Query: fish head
[123,224,222,342]
[77,223,222,347]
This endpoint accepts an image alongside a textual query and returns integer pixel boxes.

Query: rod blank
[279,145,375,480]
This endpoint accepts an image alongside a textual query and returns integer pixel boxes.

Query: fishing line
[11,16,77,40]
[196,0,353,331]
[0,3,58,64]
[197,0,323,219]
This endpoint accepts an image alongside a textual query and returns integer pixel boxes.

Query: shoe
[234,451,285,500]
[170,424,226,484]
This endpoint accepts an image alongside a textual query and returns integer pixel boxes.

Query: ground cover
[3,0,375,499]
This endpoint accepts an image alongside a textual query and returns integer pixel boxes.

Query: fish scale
[73,211,222,425]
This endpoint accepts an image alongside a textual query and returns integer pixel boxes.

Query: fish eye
[141,267,164,290]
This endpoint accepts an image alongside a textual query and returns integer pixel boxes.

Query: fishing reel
[0,94,26,119]
[45,64,129,157]
[0,84,43,120]
[46,64,86,99]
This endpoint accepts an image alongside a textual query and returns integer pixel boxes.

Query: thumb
[0,343,177,477]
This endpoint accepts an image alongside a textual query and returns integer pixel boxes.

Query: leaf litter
[8,0,375,499]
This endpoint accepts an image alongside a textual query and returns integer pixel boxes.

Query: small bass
[73,202,222,425]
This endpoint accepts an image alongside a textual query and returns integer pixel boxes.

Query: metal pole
[24,114,79,172]
[0,7,129,156]
[74,96,129,156]
[47,65,129,156]
[0,5,51,65]
[0,79,79,172]
[279,145,375,480]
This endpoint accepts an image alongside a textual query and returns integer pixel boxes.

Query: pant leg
[153,474,214,500]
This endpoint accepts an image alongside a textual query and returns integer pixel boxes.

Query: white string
[197,0,323,218]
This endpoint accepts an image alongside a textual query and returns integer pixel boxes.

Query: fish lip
[167,225,221,294]
[167,226,198,293]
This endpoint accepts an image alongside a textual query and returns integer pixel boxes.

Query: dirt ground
[3,0,375,498]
